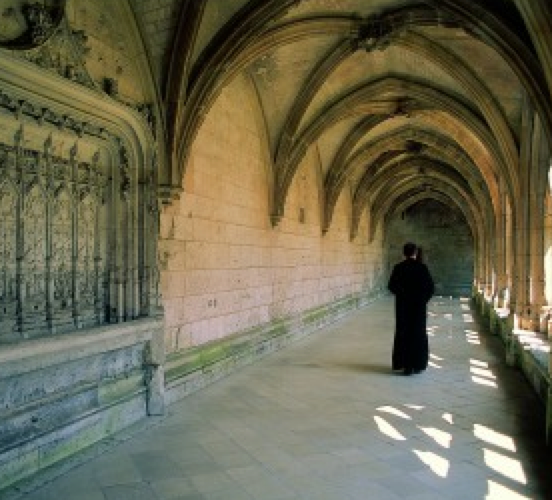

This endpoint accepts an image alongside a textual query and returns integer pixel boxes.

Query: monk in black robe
[388,242,435,375]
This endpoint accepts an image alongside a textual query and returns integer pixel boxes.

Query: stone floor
[9,297,552,500]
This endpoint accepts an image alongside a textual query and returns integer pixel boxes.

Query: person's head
[403,242,417,259]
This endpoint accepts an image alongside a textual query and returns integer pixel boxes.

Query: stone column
[494,180,508,308]
[510,93,533,334]
[528,115,549,331]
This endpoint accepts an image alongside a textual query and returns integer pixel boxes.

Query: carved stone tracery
[0,85,159,341]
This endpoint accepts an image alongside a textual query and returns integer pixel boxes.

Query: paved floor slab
[7,297,552,500]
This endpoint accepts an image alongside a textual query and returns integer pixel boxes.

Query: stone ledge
[0,318,163,493]
[0,318,163,378]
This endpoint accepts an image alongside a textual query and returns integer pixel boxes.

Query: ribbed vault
[153,0,552,309]
[161,0,552,267]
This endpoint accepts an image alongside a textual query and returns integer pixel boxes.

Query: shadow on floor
[291,361,394,375]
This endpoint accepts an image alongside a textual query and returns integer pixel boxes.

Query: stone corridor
[6,297,551,500]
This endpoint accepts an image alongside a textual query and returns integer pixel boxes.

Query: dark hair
[403,242,417,257]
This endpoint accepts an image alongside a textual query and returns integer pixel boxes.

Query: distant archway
[385,200,474,297]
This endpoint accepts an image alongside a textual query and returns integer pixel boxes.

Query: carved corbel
[270,212,283,228]
[157,184,183,205]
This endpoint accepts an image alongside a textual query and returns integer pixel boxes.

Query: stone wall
[159,73,385,361]
[0,318,164,492]
[385,199,474,296]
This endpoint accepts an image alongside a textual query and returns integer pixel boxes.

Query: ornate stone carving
[0,134,139,339]
[0,180,17,337]
[16,16,96,89]
[22,183,47,334]
[356,15,402,52]
[0,80,159,340]
[119,142,131,199]
[51,188,72,326]
[0,89,106,139]
[24,3,55,45]
[0,0,66,50]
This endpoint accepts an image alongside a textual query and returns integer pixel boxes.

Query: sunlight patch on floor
[418,426,452,448]
[376,406,412,420]
[374,416,407,441]
[412,449,450,478]
[486,480,531,499]
[465,330,481,344]
[474,424,516,452]
[442,412,454,424]
[404,404,425,411]
[463,313,474,322]
[470,366,496,379]
[470,358,489,368]
[484,448,527,484]
[471,375,498,388]
[427,325,439,336]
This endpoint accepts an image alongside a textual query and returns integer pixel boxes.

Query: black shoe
[403,368,413,376]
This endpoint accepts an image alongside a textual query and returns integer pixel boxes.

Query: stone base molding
[0,318,164,493]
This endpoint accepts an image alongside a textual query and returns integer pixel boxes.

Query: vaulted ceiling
[137,0,552,239]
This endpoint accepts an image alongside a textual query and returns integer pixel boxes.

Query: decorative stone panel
[0,131,157,341]
[0,33,164,492]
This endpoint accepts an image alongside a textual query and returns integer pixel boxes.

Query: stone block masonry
[0,318,164,493]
